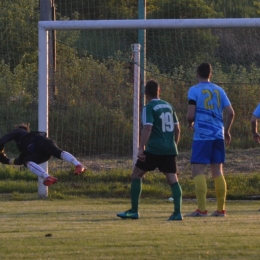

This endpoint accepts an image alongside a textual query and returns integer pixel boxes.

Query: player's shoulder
[148,99,173,110]
[9,128,26,135]
[188,84,201,97]
[164,100,175,110]
[159,99,171,106]
[188,83,203,91]
[148,98,165,106]
[211,83,229,96]
[211,82,223,89]
[1,128,28,141]
[190,82,224,91]
[157,99,173,108]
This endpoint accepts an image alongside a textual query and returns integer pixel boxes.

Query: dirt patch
[177,148,260,175]
[224,148,260,174]
[49,148,260,175]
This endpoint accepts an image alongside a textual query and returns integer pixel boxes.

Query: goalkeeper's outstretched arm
[0,150,11,164]
[0,150,23,165]
[9,158,23,165]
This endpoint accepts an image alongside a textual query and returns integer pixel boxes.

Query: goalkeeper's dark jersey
[0,128,46,153]
[142,98,178,155]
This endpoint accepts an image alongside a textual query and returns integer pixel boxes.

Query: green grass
[0,198,260,259]
[1,164,260,259]
[0,165,260,199]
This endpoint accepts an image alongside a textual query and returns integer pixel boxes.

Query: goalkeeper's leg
[211,164,227,216]
[60,151,86,175]
[26,161,58,186]
[42,139,86,175]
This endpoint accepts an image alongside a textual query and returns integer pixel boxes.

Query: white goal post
[38,18,260,197]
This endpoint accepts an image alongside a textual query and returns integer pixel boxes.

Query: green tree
[206,0,260,18]
[146,0,220,72]
[0,0,39,70]
[56,0,138,20]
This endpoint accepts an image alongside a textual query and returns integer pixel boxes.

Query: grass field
[1,148,260,259]
[1,198,260,260]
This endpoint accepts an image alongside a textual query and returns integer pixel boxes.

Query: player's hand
[253,132,260,143]
[224,132,231,146]
[137,149,145,162]
[188,122,194,130]
[0,150,10,164]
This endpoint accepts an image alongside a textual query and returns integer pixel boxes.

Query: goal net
[39,19,260,170]
[2,1,260,197]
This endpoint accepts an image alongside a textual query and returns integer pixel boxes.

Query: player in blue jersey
[251,104,260,211]
[251,104,260,143]
[117,79,183,221]
[186,63,235,217]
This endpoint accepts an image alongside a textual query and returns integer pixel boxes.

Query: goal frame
[38,18,260,197]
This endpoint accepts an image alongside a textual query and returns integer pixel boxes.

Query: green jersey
[142,98,179,155]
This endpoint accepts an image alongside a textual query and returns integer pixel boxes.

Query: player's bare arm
[223,105,235,146]
[251,114,260,143]
[138,125,152,161]
[174,123,180,145]
[186,104,196,129]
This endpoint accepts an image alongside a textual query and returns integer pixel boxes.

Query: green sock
[131,178,142,212]
[171,182,182,215]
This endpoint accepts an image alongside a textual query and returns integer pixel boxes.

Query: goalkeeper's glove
[0,149,10,164]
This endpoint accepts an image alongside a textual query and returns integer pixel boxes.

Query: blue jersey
[188,82,231,140]
[253,103,260,118]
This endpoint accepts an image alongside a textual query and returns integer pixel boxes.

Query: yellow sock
[194,174,207,212]
[214,175,227,212]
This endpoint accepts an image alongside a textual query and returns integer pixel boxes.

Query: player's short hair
[145,79,159,98]
[197,63,212,78]
[14,123,30,132]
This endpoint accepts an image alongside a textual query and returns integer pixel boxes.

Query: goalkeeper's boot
[211,210,226,217]
[185,209,208,217]
[168,212,183,221]
[43,176,58,186]
[74,164,86,175]
[116,209,139,219]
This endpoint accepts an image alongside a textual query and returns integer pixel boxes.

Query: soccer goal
[38,18,260,197]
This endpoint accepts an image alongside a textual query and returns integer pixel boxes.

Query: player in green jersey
[117,79,183,221]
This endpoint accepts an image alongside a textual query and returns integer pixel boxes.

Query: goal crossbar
[39,18,260,30]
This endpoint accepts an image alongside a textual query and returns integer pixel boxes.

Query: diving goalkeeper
[0,123,86,186]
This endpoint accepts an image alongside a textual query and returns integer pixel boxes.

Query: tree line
[0,0,260,156]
